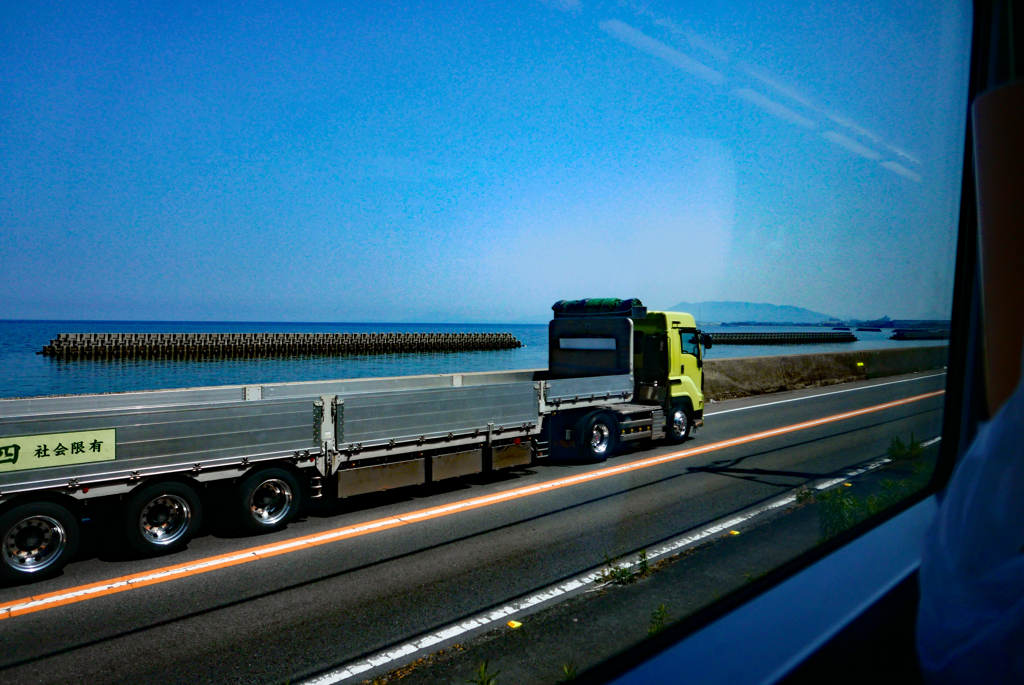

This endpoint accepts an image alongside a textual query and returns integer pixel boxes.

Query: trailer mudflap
[337,459,425,498]
[492,442,531,470]
[432,449,483,482]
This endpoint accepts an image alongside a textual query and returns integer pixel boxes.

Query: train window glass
[0,0,971,683]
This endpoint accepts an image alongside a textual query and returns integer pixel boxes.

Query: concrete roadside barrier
[704,346,949,401]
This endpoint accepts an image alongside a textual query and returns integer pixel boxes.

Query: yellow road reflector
[857,362,865,367]
[729,530,741,535]
[507,620,522,628]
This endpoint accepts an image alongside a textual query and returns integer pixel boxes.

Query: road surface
[0,371,947,684]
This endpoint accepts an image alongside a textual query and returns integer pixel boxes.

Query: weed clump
[795,488,815,504]
[556,661,579,682]
[466,660,499,685]
[648,604,671,636]
[600,552,636,584]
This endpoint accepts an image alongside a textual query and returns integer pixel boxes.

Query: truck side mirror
[701,333,713,350]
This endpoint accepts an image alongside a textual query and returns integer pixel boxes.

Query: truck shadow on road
[683,406,938,488]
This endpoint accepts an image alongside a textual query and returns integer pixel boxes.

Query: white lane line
[298,450,916,685]
[705,372,947,417]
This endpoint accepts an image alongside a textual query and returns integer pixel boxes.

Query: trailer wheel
[124,481,202,555]
[665,404,692,445]
[233,467,302,533]
[578,411,619,462]
[0,501,79,582]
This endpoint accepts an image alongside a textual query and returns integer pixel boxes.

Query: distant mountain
[668,301,837,324]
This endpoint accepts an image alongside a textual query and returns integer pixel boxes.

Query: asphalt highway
[0,371,947,684]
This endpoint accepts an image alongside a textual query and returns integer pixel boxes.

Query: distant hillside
[668,301,837,324]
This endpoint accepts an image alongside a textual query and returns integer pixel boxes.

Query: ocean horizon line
[0,319,549,326]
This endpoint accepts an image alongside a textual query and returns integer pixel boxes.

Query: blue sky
[1,0,972,323]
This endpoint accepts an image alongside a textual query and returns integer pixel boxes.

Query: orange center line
[0,389,944,620]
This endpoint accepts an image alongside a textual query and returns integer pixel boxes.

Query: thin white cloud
[743,65,922,167]
[820,131,882,160]
[652,18,731,62]
[621,0,732,63]
[734,88,817,129]
[599,19,726,85]
[880,161,923,183]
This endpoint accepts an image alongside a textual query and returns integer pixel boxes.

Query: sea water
[0,321,947,400]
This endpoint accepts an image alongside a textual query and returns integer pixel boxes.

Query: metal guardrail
[38,332,524,359]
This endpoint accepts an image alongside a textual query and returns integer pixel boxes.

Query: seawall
[39,332,524,358]
[703,346,949,401]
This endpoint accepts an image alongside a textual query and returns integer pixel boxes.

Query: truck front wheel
[665,405,692,445]
[0,501,79,582]
[124,481,203,555]
[578,411,619,462]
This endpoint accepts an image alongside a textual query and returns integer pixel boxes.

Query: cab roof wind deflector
[552,298,648,319]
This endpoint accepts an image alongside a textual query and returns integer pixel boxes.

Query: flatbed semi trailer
[0,298,711,582]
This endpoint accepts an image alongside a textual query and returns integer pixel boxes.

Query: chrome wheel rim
[590,423,611,455]
[249,479,293,526]
[139,495,191,545]
[672,409,689,438]
[3,515,67,573]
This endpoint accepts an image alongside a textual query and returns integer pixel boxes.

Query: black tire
[233,467,302,533]
[0,501,79,582]
[577,411,619,462]
[124,481,202,555]
[665,404,692,445]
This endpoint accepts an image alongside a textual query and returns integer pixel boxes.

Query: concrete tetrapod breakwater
[703,345,949,401]
[709,331,857,345]
[39,332,524,359]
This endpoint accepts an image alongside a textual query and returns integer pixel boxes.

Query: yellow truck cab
[633,310,710,442]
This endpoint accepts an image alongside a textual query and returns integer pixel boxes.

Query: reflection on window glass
[0,0,971,683]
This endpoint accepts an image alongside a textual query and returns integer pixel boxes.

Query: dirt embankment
[704,346,949,401]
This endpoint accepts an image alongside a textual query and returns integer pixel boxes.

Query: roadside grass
[600,548,656,585]
[886,433,924,461]
[818,434,934,540]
